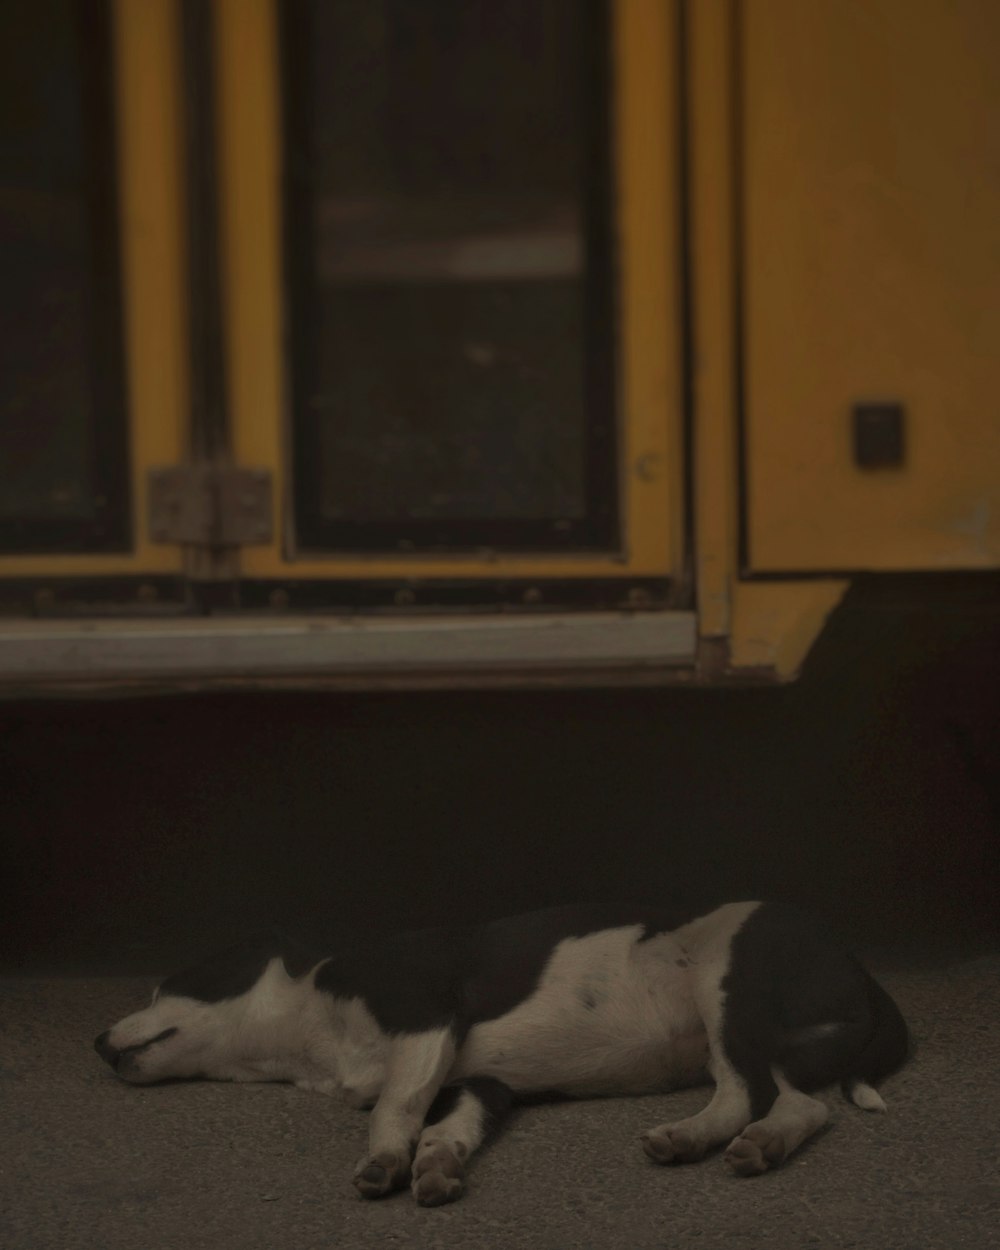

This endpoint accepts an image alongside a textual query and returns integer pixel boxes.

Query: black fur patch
[425,1078,514,1138]
[159,928,319,1003]
[314,904,696,1035]
[464,1076,514,1137]
[720,902,909,1117]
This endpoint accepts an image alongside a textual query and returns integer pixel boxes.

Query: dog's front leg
[353,1027,456,1199]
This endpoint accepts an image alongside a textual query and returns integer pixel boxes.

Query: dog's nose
[94,1031,120,1068]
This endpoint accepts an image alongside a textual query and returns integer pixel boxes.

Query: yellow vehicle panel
[742,0,1000,572]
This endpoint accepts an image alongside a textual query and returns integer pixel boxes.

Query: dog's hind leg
[642,904,776,1165]
[353,1028,457,1199]
[411,1077,513,1207]
[724,1073,828,1175]
[641,1004,766,1165]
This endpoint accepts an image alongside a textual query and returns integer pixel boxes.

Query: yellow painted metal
[614,0,683,578]
[0,0,187,577]
[217,0,682,580]
[729,582,847,680]
[689,0,737,639]
[742,0,1000,572]
[214,0,283,558]
[688,0,848,677]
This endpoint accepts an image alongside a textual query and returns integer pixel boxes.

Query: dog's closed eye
[126,1027,178,1054]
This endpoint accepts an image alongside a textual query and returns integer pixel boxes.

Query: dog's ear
[159,932,277,1003]
[266,925,320,979]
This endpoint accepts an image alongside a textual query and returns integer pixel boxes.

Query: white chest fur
[297,993,390,1107]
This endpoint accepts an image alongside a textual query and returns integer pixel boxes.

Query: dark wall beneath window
[1,583,998,973]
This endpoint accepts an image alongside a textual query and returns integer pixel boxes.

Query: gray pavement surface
[2,958,999,1250]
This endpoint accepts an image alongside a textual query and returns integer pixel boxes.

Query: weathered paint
[742,0,1000,572]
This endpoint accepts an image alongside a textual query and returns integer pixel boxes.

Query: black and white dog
[95,901,908,1206]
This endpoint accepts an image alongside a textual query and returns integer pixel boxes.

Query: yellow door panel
[743,0,1000,572]
[216,0,683,581]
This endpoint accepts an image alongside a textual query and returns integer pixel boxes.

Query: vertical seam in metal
[730,0,750,577]
[675,0,696,608]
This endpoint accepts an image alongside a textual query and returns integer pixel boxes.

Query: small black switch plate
[852,402,905,469]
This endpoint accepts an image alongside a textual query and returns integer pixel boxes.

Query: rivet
[522,587,543,605]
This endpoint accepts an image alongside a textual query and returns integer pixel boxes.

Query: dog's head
[94,930,319,1084]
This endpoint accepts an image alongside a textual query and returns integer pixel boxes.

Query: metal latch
[148,466,273,546]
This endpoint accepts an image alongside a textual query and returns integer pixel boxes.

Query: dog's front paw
[641,1124,705,1165]
[352,1150,411,1199]
[411,1140,466,1207]
[724,1125,786,1177]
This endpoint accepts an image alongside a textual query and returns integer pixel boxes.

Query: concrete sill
[0,610,697,696]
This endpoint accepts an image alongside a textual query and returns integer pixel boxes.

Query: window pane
[0,0,129,553]
[284,0,617,552]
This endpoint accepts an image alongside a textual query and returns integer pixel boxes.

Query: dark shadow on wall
[1,579,998,973]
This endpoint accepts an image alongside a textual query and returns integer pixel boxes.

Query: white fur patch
[106,958,388,1098]
[849,1081,887,1113]
[452,921,724,1096]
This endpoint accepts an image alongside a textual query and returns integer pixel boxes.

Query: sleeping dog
[95,901,908,1206]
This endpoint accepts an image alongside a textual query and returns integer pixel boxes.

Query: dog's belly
[455,1017,710,1097]
[451,927,709,1097]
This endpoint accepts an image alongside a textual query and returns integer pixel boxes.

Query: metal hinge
[148,466,273,546]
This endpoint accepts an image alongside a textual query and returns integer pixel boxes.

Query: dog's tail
[840,970,910,1112]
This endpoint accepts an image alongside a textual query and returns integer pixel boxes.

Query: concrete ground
[2,590,998,1246]
[2,955,998,1250]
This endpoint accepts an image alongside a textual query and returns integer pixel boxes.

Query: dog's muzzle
[94,1027,178,1076]
[94,1031,119,1067]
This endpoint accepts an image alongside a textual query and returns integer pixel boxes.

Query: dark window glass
[283,0,617,553]
[0,0,130,553]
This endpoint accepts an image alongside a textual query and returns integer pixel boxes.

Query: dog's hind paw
[411,1140,466,1206]
[352,1150,411,1198]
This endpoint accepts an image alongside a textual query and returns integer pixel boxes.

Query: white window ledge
[0,611,697,695]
